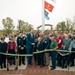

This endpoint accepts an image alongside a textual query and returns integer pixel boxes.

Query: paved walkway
[0,58,75,75]
[0,65,75,75]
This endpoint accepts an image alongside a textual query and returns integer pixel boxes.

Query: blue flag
[44,9,50,20]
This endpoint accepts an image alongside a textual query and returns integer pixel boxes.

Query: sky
[0,0,75,30]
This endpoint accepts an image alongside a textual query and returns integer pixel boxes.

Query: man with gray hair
[61,34,71,67]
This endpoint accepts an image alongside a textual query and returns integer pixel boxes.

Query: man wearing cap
[50,34,58,70]
[0,38,7,69]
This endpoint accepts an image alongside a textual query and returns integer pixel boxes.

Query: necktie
[31,33,33,38]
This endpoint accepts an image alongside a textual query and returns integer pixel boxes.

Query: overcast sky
[0,0,75,30]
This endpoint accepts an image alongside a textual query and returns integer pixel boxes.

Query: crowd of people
[0,29,75,71]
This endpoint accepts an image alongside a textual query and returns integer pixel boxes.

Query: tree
[17,20,33,32]
[2,17,15,34]
[56,21,66,31]
[65,19,73,32]
[72,15,75,31]
[56,19,73,32]
[60,21,66,31]
[56,22,61,31]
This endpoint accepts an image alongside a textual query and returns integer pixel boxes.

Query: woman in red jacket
[6,37,18,71]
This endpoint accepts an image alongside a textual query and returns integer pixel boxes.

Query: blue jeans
[50,51,57,69]
[26,47,33,65]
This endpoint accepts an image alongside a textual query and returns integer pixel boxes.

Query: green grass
[0,30,3,37]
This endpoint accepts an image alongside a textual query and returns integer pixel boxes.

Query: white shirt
[4,37,9,43]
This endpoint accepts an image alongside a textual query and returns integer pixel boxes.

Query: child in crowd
[58,45,69,68]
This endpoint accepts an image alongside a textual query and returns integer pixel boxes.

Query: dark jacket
[0,42,7,58]
[23,36,26,48]
[0,42,7,52]
[26,33,35,50]
[37,41,44,51]
[17,36,24,47]
[42,37,51,49]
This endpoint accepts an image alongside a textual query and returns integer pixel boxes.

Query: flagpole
[42,0,45,33]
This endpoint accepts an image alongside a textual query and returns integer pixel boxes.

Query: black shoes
[15,67,18,70]
[7,67,18,71]
[10,62,12,65]
[22,62,25,65]
[61,65,67,69]
[40,65,44,68]
[50,66,53,67]
[50,68,55,70]
[7,68,9,71]
[19,63,21,66]
[19,63,25,66]
[4,65,6,68]
[70,64,74,67]
[62,66,64,69]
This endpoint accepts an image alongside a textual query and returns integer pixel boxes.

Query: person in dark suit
[17,33,25,66]
[22,33,26,65]
[0,38,7,69]
[43,33,51,66]
[26,29,35,66]
[33,36,38,66]
[37,36,44,67]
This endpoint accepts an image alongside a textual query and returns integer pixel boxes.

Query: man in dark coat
[26,29,35,66]
[43,33,51,66]
[22,33,26,64]
[17,33,25,66]
[37,36,44,67]
[0,38,7,69]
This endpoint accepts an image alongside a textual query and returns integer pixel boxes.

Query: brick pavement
[0,65,75,75]
[0,57,75,75]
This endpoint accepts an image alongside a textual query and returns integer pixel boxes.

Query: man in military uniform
[22,33,26,65]
[17,32,25,66]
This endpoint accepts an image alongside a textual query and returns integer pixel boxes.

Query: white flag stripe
[50,0,56,3]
